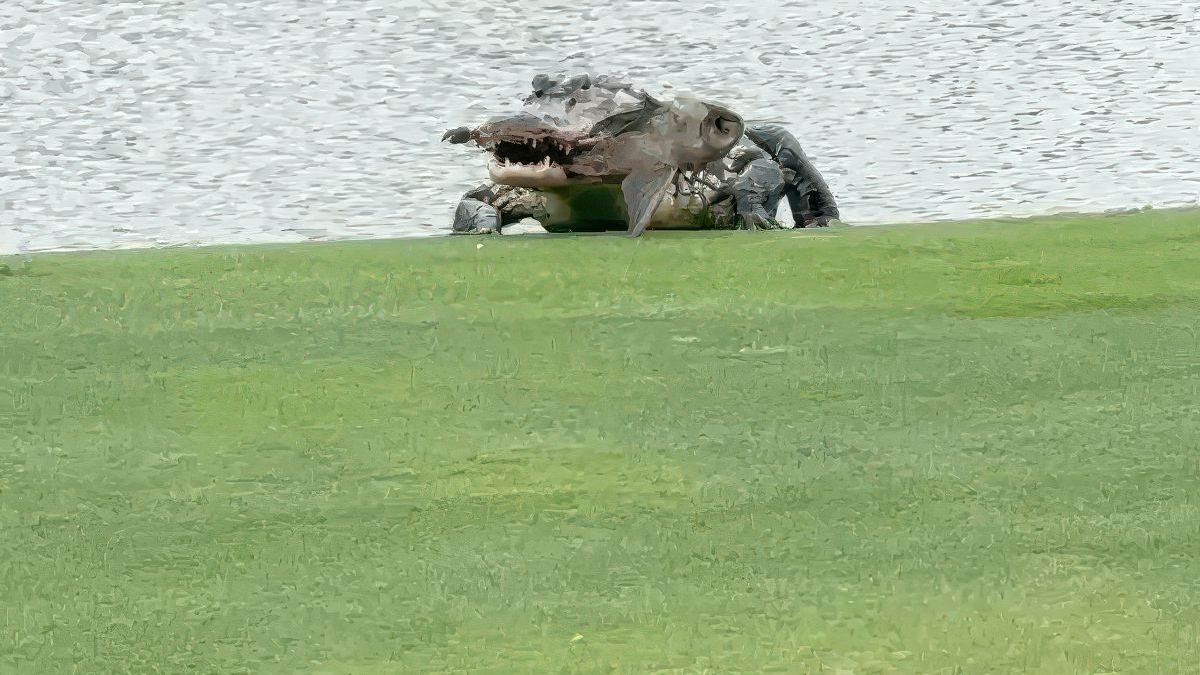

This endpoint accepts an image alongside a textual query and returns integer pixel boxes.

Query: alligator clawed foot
[451,199,502,234]
[799,216,836,228]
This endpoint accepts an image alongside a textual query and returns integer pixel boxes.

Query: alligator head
[442,73,745,235]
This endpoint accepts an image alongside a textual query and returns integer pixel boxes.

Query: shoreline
[4,204,1198,259]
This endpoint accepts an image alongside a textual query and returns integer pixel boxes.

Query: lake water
[2,0,1198,254]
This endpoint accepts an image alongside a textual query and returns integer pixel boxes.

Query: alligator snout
[441,126,472,144]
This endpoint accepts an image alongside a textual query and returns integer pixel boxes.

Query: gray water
[2,0,1198,254]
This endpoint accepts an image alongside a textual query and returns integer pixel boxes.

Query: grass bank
[2,209,1199,673]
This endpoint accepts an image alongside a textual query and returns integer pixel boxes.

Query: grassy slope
[1,210,1199,673]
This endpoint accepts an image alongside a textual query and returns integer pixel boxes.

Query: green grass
[2,209,1199,673]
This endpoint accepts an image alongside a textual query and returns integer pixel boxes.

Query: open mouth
[493,138,576,166]
[486,137,583,187]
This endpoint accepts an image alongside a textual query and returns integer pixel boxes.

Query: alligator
[442,73,840,236]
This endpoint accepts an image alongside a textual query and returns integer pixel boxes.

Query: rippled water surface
[2,0,1198,253]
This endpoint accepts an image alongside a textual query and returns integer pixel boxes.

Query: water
[2,0,1198,254]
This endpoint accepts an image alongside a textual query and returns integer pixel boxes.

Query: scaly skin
[446,74,840,234]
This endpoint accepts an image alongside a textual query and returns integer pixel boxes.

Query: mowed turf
[1,209,1199,673]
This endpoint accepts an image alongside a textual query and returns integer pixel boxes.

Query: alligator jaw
[487,157,573,188]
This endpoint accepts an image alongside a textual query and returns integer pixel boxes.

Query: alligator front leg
[730,157,788,230]
[744,124,840,228]
[451,184,503,234]
[452,199,502,234]
[451,183,556,234]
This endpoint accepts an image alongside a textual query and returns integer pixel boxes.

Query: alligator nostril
[715,116,738,133]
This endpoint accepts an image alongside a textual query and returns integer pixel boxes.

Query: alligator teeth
[542,156,550,166]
